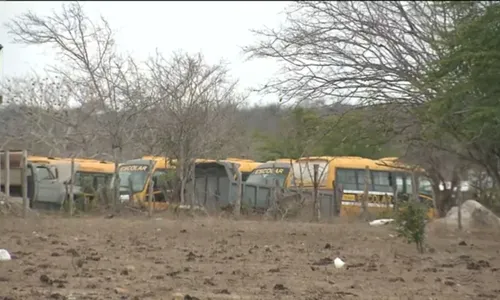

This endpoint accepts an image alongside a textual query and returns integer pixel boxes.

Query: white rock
[334,257,345,269]
[0,249,11,261]
[369,219,394,226]
[430,200,500,230]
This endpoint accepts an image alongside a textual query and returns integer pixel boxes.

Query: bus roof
[297,156,395,171]
[375,157,425,172]
[297,156,425,173]
[28,156,115,173]
[76,161,115,173]
[269,158,296,163]
[255,162,291,169]
[141,156,176,168]
[194,158,261,173]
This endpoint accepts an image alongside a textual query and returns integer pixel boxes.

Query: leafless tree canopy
[1,2,246,164]
[145,51,245,203]
[3,2,157,159]
[244,1,489,106]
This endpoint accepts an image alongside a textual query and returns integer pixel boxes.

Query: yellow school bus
[116,156,262,209]
[246,159,296,187]
[195,158,261,181]
[224,158,262,181]
[28,156,115,199]
[115,156,176,209]
[293,156,436,218]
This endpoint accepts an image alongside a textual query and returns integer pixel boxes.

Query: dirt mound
[0,193,36,217]
[429,200,500,231]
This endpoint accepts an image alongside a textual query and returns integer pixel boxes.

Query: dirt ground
[0,213,499,300]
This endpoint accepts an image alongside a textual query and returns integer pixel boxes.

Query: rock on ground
[429,200,500,231]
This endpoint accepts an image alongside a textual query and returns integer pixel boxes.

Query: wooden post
[313,164,320,222]
[69,157,75,216]
[337,183,344,216]
[392,180,398,212]
[233,163,242,218]
[361,166,370,218]
[0,150,2,194]
[191,162,196,206]
[411,171,419,202]
[21,150,28,217]
[4,150,9,197]
[148,160,154,217]
[330,180,335,220]
[457,175,463,231]
[112,148,120,211]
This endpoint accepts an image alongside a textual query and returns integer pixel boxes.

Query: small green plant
[395,201,428,254]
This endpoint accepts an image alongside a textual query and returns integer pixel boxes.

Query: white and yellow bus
[292,156,436,218]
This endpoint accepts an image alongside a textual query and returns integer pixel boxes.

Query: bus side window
[395,173,405,193]
[336,169,358,190]
[372,171,392,192]
[405,175,413,194]
[37,166,55,180]
[96,175,107,189]
[152,170,168,190]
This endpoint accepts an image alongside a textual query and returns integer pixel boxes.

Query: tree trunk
[313,164,320,222]
[112,148,120,212]
[434,188,454,217]
[456,175,463,231]
[411,171,419,202]
[68,157,75,216]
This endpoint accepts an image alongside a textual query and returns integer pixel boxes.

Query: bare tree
[6,2,155,207]
[244,1,488,106]
[244,1,497,215]
[1,74,100,156]
[148,51,245,205]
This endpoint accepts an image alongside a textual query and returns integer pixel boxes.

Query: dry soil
[0,213,499,300]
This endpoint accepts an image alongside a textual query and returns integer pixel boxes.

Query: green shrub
[395,201,428,254]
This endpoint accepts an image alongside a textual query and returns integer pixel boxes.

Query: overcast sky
[0,1,290,105]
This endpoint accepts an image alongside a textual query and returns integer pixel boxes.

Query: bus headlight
[120,194,130,202]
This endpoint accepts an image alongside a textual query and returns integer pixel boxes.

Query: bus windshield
[118,164,150,193]
[246,167,290,187]
[292,160,329,186]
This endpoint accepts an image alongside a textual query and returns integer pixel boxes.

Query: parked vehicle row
[1,152,437,217]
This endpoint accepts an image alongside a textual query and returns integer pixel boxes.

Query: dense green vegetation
[253,107,400,161]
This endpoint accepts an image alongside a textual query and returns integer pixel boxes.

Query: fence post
[337,183,344,216]
[148,160,154,217]
[313,164,320,222]
[22,150,28,217]
[361,166,370,219]
[69,157,75,216]
[4,150,9,197]
[0,150,2,194]
[457,175,463,231]
[330,180,335,221]
[392,180,398,213]
[233,164,242,218]
[191,163,196,206]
